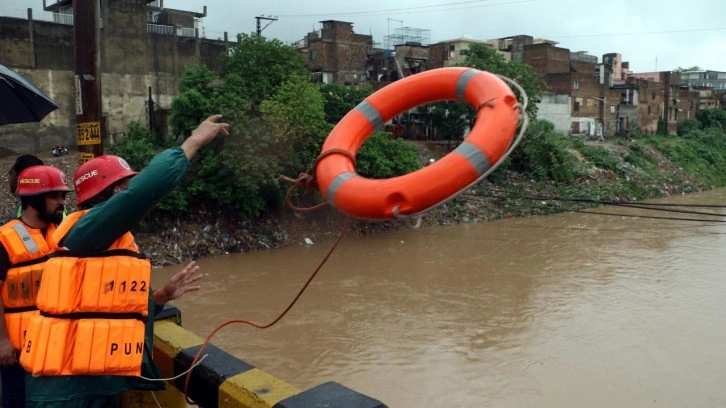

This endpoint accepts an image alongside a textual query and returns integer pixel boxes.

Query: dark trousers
[1,362,26,408]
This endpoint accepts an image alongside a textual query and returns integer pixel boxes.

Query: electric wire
[276,0,531,18]
[479,187,726,208]
[572,208,726,223]
[468,187,726,222]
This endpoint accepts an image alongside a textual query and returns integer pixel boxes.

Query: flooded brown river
[152,189,726,408]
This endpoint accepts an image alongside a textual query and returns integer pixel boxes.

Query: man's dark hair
[9,154,44,194]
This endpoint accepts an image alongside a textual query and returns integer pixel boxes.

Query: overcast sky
[4,0,725,73]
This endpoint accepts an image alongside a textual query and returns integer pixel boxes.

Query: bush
[184,115,283,218]
[507,119,577,182]
[656,118,668,135]
[677,119,702,136]
[623,143,657,171]
[356,132,422,179]
[696,109,726,130]
[579,145,623,175]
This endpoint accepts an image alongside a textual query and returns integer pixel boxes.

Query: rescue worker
[2,155,45,224]
[0,165,72,408]
[20,115,229,408]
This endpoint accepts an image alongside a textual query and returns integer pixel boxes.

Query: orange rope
[280,148,357,212]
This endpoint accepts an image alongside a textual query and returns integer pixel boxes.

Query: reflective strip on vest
[11,223,39,255]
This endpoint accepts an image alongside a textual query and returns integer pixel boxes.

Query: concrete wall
[523,43,570,75]
[0,6,229,155]
[537,93,572,134]
[393,43,429,76]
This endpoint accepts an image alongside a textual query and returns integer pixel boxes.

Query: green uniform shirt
[26,147,191,404]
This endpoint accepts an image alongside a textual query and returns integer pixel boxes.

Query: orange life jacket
[19,210,151,376]
[0,219,55,350]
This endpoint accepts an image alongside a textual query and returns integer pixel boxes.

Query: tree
[260,74,329,175]
[167,35,310,217]
[318,83,374,124]
[461,44,546,118]
[220,33,308,112]
[674,66,703,72]
[427,101,472,146]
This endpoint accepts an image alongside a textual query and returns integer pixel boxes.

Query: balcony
[147,23,196,38]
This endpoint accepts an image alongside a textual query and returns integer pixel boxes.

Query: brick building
[298,20,374,85]
[630,71,700,134]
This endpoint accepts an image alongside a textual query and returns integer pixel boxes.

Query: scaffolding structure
[384,26,430,50]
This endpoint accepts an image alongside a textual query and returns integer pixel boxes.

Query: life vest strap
[49,249,149,260]
[9,254,49,269]
[4,305,39,314]
[40,311,148,323]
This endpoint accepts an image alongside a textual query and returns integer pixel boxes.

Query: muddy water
[153,189,726,408]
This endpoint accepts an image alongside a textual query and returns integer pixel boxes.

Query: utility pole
[74,0,103,164]
[255,15,278,36]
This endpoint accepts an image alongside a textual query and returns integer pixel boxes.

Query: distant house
[679,70,726,91]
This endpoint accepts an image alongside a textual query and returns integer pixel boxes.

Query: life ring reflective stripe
[315,67,520,220]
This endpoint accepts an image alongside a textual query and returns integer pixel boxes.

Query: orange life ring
[315,67,520,220]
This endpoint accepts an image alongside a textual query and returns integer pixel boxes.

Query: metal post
[74,0,103,164]
[148,86,154,132]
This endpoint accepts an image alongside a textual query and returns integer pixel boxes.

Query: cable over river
[153,188,726,408]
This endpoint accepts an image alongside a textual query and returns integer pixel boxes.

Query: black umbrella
[0,64,59,126]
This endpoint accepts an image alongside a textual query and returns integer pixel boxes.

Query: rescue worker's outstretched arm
[61,115,230,252]
[153,260,203,306]
[181,115,230,160]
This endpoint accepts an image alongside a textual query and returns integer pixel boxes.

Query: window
[573,80,580,90]
[309,50,316,62]
[449,44,456,51]
[574,101,580,112]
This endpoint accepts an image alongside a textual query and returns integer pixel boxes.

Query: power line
[474,188,726,223]
[276,0,534,18]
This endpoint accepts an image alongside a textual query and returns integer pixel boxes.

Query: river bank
[0,137,706,266]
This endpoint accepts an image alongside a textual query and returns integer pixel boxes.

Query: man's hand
[154,261,203,305]
[0,337,16,366]
[182,115,230,160]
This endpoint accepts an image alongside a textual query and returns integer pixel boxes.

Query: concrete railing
[147,23,174,36]
[121,306,387,408]
[147,23,196,38]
